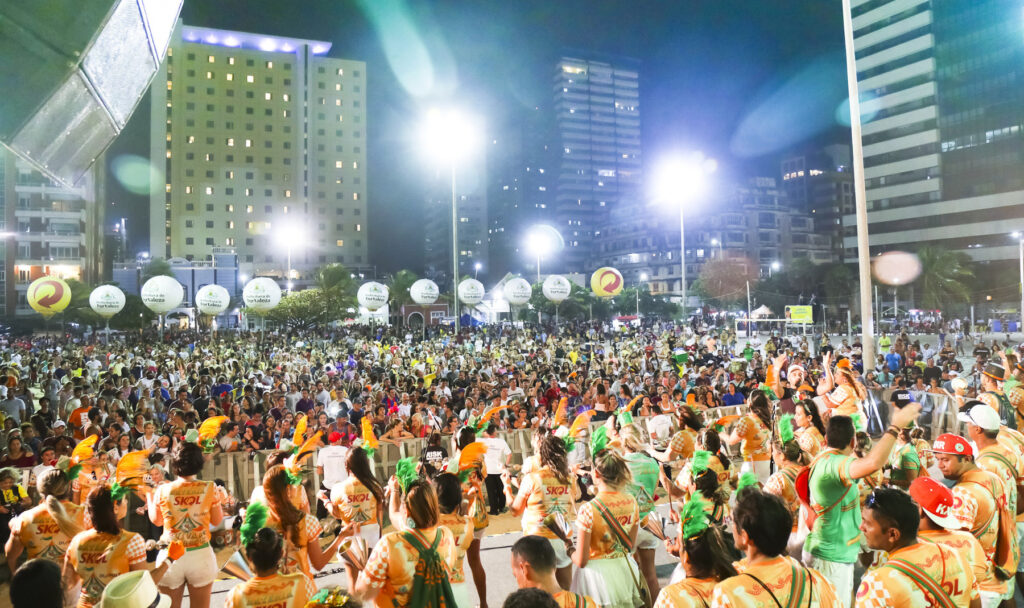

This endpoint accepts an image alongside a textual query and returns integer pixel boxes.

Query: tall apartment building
[423,155,488,287]
[845,0,1024,274]
[0,148,105,318]
[150,24,368,279]
[553,55,641,272]
[780,144,854,262]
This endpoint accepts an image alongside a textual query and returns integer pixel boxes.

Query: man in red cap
[856,486,973,607]
[910,477,988,606]
[933,432,1017,605]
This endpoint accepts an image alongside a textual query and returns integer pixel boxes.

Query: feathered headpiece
[197,416,229,453]
[712,415,742,433]
[62,434,99,482]
[563,409,596,453]
[617,411,634,426]
[469,403,510,434]
[360,417,378,457]
[590,425,609,456]
[110,450,152,500]
[680,496,710,540]
[448,441,487,483]
[851,413,865,432]
[239,501,269,546]
[778,414,795,444]
[691,450,711,476]
[552,397,569,429]
[292,414,308,450]
[395,458,418,494]
[736,472,760,493]
[283,430,322,485]
[757,383,779,401]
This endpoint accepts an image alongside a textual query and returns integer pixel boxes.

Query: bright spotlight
[421,108,482,164]
[652,152,717,206]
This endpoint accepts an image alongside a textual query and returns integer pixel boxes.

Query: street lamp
[274,223,305,292]
[474,262,482,279]
[637,272,648,317]
[1012,231,1024,334]
[710,238,724,259]
[770,261,781,277]
[652,152,717,317]
[524,224,561,282]
[421,108,482,334]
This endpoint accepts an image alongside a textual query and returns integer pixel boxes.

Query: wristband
[884,426,899,439]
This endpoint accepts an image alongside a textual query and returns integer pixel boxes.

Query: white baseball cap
[957,403,1001,432]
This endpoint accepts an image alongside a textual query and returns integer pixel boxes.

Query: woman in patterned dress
[655,501,738,608]
[261,465,348,598]
[570,449,643,608]
[764,430,808,558]
[322,446,384,592]
[725,392,773,483]
[5,468,86,572]
[817,355,867,422]
[793,399,826,458]
[436,473,477,608]
[456,426,490,608]
[225,527,309,608]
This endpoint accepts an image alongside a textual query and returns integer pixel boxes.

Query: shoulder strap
[977,450,1017,476]
[742,572,784,608]
[884,558,957,608]
[679,581,710,608]
[808,453,855,517]
[592,498,634,552]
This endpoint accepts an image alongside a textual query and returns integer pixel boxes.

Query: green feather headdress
[110,481,129,501]
[691,450,710,476]
[680,496,710,540]
[778,414,795,444]
[736,472,759,493]
[757,383,779,401]
[395,457,418,494]
[239,501,269,546]
[617,411,634,426]
[851,413,865,432]
[590,426,609,456]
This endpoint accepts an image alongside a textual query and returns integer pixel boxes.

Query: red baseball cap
[909,477,961,530]
[931,433,973,458]
[328,432,343,444]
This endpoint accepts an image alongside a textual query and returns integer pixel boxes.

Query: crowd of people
[0,321,1023,608]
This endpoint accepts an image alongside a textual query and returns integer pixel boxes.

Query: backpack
[402,529,458,608]
[984,391,1018,430]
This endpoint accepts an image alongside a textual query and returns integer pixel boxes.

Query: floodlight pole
[679,206,686,320]
[842,0,875,366]
[451,164,460,334]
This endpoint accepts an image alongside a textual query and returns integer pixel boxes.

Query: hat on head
[835,358,851,370]
[958,403,1001,432]
[52,420,66,429]
[932,433,973,458]
[328,431,343,444]
[909,477,961,530]
[99,570,170,608]
[786,365,805,378]
[983,363,1005,381]
[891,389,913,409]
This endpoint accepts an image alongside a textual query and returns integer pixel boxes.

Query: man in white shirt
[397,393,413,418]
[480,425,512,515]
[316,431,349,518]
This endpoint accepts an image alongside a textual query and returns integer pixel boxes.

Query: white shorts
[158,545,218,589]
[807,556,853,608]
[473,527,486,541]
[741,460,772,484]
[634,526,659,551]
[547,537,572,569]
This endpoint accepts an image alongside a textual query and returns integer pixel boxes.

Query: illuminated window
[246,75,254,83]
[226,138,234,146]
[228,221,235,229]
[245,188,253,196]
[266,61,273,69]
[165,132,171,141]
[246,205,254,213]
[185,186,193,194]
[226,171,234,179]
[265,92,271,100]
[353,193,359,201]
[225,238,234,245]
[204,153,212,161]
[338,115,343,122]
[283,206,289,213]
[226,73,233,81]
[205,186,213,195]
[165,184,171,192]
[187,135,195,144]
[208,55,215,63]
[245,139,252,147]
[206,71,213,79]
[335,83,341,91]
[227,205,234,212]
[356,224,361,231]
[335,99,341,106]
[352,161,359,169]
[166,80,172,90]
[337,68,343,76]
[228,57,235,65]
[336,239,344,246]
[165,150,171,158]
[282,110,290,118]
[282,93,290,102]
[335,161,343,168]
[284,190,292,198]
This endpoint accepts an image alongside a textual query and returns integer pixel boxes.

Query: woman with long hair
[226,527,309,608]
[620,424,664,604]
[5,468,86,572]
[353,478,457,607]
[261,465,347,597]
[436,473,476,608]
[817,355,867,422]
[656,505,738,608]
[65,486,174,608]
[887,425,921,489]
[764,429,808,557]
[792,400,825,457]
[570,448,643,608]
[456,426,490,608]
[671,429,730,500]
[0,435,35,468]
[322,445,385,592]
[379,419,413,445]
[725,391,772,483]
[503,434,580,590]
[521,425,552,475]
[146,441,224,608]
[408,413,428,439]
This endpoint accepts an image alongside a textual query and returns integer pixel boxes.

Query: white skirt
[571,555,644,608]
[450,581,472,608]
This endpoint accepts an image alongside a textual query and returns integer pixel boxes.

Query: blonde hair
[38,469,81,539]
[837,368,867,400]
[619,424,646,454]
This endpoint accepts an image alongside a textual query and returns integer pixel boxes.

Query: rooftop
[181,25,331,55]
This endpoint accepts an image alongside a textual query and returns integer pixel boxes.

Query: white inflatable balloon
[357,281,389,311]
[89,285,126,319]
[503,277,532,306]
[410,279,439,305]
[872,251,923,286]
[195,284,230,316]
[141,276,184,315]
[243,278,282,313]
[542,275,572,303]
[458,279,485,306]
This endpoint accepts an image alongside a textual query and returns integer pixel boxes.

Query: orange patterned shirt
[855,541,973,607]
[357,527,457,608]
[517,466,576,538]
[919,527,988,599]
[576,490,639,560]
[655,577,716,608]
[66,529,146,608]
[263,511,323,598]
[224,572,309,608]
[331,477,380,526]
[12,500,86,562]
[735,414,771,462]
[438,512,474,584]
[712,556,838,608]
[555,590,598,608]
[155,478,216,548]
[669,428,696,459]
[951,468,1012,595]
[764,465,802,531]
[796,426,824,458]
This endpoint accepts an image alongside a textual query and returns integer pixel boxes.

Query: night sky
[105,0,850,272]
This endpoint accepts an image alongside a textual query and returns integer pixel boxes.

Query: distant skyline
[104,1,850,273]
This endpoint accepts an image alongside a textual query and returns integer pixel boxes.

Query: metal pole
[451,164,460,334]
[286,244,291,292]
[847,309,852,342]
[894,289,897,324]
[746,280,752,336]
[875,284,880,335]
[1018,238,1023,336]
[842,0,875,367]
[105,319,110,346]
[679,207,686,318]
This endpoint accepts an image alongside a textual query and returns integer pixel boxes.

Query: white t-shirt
[647,414,674,446]
[481,436,511,473]
[315,445,349,487]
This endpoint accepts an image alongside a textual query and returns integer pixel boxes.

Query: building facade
[780,144,854,262]
[0,148,105,318]
[553,55,641,272]
[844,0,1024,273]
[150,23,369,279]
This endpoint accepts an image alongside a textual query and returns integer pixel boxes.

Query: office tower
[423,153,488,287]
[0,148,105,317]
[150,23,368,278]
[846,0,1024,275]
[781,144,854,262]
[553,54,641,272]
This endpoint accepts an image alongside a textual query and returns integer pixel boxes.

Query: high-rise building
[423,154,488,287]
[0,148,105,318]
[553,54,641,272]
[781,144,854,262]
[845,0,1024,273]
[150,23,368,279]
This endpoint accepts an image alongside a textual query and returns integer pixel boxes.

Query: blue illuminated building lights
[181,26,331,55]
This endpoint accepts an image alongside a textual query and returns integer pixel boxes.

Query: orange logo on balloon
[27,276,72,317]
[590,267,623,297]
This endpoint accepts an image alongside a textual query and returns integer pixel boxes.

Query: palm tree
[387,269,419,307]
[914,246,973,310]
[141,257,174,283]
